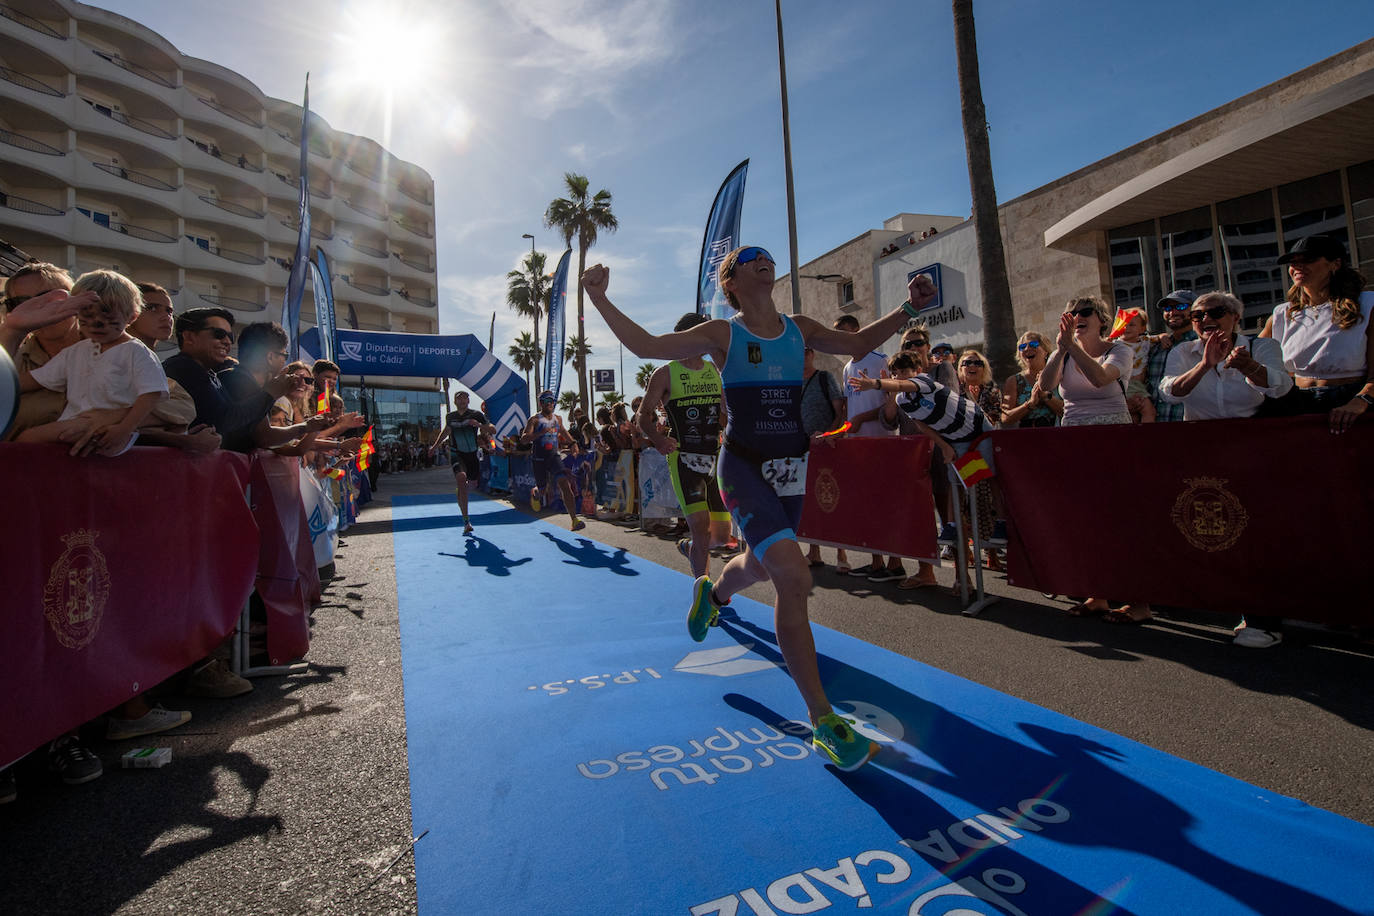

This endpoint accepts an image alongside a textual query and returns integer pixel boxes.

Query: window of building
[1345,159,1374,275]
[1278,171,1346,253]
[1159,207,1217,299]
[840,281,854,308]
[1108,220,1161,325]
[1217,189,1283,332]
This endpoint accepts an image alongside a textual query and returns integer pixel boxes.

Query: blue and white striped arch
[300,327,529,437]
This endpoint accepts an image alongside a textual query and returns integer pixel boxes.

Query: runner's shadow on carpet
[438,537,533,577]
[716,617,1361,916]
[539,531,639,576]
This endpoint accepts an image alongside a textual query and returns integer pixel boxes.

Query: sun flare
[332,2,446,95]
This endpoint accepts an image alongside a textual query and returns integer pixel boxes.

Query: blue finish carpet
[394,494,1374,915]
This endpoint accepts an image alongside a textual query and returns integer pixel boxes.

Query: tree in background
[545,173,618,412]
[507,331,543,413]
[563,334,593,410]
[635,362,657,393]
[953,0,1016,380]
[599,391,624,407]
[505,249,549,369]
[557,390,580,414]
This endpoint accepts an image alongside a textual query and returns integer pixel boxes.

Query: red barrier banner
[990,415,1374,623]
[0,444,259,766]
[249,454,316,664]
[798,436,937,560]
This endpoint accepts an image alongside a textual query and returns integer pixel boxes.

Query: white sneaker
[185,658,253,698]
[1233,627,1282,649]
[106,705,192,740]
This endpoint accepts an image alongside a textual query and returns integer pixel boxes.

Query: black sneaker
[868,567,906,582]
[48,735,102,785]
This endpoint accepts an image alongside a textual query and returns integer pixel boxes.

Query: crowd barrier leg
[948,465,999,618]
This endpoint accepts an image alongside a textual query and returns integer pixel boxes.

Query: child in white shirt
[17,269,168,456]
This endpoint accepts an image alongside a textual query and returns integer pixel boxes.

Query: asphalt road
[4,465,1371,914]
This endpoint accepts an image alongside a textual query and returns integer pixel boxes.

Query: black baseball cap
[1277,234,1348,264]
[1156,289,1196,309]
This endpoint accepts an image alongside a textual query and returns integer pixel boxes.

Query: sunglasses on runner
[1189,305,1232,322]
[1066,306,1098,319]
[734,247,774,267]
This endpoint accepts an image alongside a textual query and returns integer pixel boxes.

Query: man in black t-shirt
[430,390,493,534]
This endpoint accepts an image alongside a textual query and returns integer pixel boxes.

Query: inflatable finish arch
[300,327,530,437]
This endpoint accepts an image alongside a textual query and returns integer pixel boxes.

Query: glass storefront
[1108,220,1163,328]
[1105,160,1369,333]
[340,385,446,445]
[1217,190,1284,329]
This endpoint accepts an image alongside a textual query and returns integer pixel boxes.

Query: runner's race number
[762,455,807,497]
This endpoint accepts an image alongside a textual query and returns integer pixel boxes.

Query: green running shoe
[529,486,541,512]
[812,713,879,771]
[687,575,719,642]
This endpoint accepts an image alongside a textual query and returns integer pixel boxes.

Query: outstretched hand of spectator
[847,368,879,392]
[4,288,96,333]
[1056,312,1076,352]
[305,413,333,433]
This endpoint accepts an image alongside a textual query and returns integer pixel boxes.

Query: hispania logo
[575,702,901,791]
[339,341,364,360]
[690,797,1071,915]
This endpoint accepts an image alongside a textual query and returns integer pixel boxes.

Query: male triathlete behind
[429,390,493,535]
[521,389,585,531]
[582,248,937,772]
[636,314,730,578]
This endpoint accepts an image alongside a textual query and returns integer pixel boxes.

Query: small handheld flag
[953,439,995,488]
[316,380,331,415]
[1108,307,1145,340]
[817,421,851,438]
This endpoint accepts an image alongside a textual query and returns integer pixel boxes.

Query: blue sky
[94,0,1374,392]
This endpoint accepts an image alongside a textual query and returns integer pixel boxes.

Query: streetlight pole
[521,233,538,412]
[775,0,801,316]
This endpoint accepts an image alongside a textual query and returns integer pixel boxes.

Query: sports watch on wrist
[900,300,920,319]
[1356,393,1374,408]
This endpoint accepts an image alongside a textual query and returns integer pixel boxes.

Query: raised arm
[582,265,730,363]
[798,274,938,359]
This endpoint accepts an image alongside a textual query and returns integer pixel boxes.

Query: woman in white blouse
[1160,292,1292,419]
[1037,296,1131,426]
[1260,234,1373,434]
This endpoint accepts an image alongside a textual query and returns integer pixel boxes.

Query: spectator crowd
[3,232,1368,805]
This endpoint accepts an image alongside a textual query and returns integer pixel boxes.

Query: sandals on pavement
[1103,608,1152,625]
[1066,602,1106,618]
[898,576,937,590]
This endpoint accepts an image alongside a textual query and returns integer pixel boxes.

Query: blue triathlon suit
[717,312,809,557]
[531,414,568,489]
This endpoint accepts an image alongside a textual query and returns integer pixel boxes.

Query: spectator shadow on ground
[438,537,533,577]
[0,745,282,914]
[539,532,639,576]
[949,594,1374,732]
[716,616,1363,916]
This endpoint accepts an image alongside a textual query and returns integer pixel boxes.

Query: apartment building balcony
[0,3,65,40]
[88,46,176,91]
[393,216,432,239]
[0,65,64,99]
[339,236,388,260]
[342,197,386,222]
[79,97,177,141]
[197,194,264,220]
[198,292,267,314]
[92,160,177,192]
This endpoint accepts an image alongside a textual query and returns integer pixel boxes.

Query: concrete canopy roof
[1045,69,1374,249]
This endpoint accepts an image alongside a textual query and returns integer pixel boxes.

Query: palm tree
[506,250,549,365]
[635,362,657,393]
[507,331,543,413]
[545,173,618,410]
[563,333,592,368]
[953,0,1016,380]
[599,391,624,407]
[557,390,580,414]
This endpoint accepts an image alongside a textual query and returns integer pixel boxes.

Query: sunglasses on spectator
[1159,301,1190,312]
[1189,306,1232,322]
[1066,306,1098,319]
[734,246,774,267]
[960,360,982,368]
[902,339,929,349]
[2,294,34,310]
[200,327,233,341]
[931,346,953,355]
[1017,341,1041,351]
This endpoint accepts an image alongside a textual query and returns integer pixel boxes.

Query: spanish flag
[356,426,375,471]
[315,379,331,414]
[953,440,995,487]
[1108,307,1145,340]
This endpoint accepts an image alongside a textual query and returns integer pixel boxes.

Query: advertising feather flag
[543,249,571,398]
[282,75,312,359]
[697,159,749,319]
